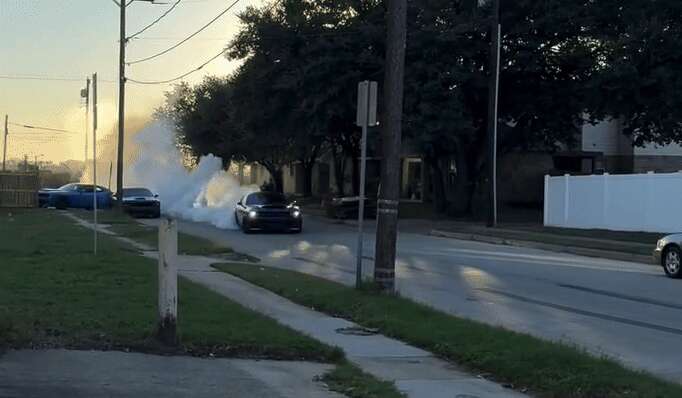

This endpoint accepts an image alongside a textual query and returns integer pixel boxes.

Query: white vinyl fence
[544,172,682,233]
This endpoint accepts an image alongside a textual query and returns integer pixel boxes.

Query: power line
[9,122,79,134]
[127,0,183,40]
[127,0,241,65]
[0,75,116,83]
[132,36,231,41]
[127,48,228,84]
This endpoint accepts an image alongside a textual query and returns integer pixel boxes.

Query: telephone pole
[116,0,127,205]
[486,0,501,227]
[374,0,407,293]
[2,115,8,171]
[114,0,157,204]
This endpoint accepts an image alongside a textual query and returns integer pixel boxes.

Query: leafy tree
[589,0,682,146]
[228,0,383,196]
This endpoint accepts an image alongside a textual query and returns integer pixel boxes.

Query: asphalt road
[154,215,682,383]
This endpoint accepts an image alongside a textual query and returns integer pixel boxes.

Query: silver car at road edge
[653,234,682,279]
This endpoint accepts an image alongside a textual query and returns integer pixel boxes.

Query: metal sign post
[355,81,378,289]
[92,73,98,255]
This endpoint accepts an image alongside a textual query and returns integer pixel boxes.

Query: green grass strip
[0,209,331,361]
[214,262,682,398]
[323,362,406,398]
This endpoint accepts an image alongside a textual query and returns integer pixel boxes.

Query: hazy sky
[0,0,261,162]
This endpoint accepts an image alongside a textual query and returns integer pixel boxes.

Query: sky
[0,0,261,163]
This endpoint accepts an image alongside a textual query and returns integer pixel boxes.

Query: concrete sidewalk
[156,254,528,398]
[0,350,340,398]
[65,212,528,398]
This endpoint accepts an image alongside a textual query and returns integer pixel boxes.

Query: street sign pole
[92,73,98,255]
[355,81,378,289]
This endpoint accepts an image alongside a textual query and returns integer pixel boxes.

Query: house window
[400,157,423,202]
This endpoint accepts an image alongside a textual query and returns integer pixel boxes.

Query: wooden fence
[0,172,40,208]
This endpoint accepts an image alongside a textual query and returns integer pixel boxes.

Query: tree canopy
[160,0,682,212]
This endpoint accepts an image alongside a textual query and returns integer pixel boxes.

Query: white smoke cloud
[126,120,256,229]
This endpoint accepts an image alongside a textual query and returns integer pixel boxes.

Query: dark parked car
[235,192,302,233]
[39,183,113,210]
[324,196,377,219]
[121,188,161,218]
[653,234,682,279]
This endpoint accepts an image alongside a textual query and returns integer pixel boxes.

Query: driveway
[144,215,682,383]
[0,350,341,398]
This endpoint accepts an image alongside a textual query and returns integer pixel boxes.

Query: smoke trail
[126,120,256,229]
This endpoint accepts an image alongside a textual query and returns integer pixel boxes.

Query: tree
[402,0,610,216]
[228,0,383,197]
[589,0,682,146]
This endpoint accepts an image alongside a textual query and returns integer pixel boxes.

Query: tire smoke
[126,120,256,229]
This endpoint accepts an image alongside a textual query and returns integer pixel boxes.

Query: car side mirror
[154,194,159,198]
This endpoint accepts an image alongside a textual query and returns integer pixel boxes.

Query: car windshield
[245,192,288,206]
[58,183,77,191]
[123,188,153,197]
[75,185,105,193]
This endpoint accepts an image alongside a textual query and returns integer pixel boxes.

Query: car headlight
[292,210,301,218]
[248,210,258,219]
[657,239,666,249]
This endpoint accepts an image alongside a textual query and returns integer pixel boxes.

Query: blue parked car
[39,183,114,210]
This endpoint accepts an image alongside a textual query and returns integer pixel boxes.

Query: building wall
[632,143,682,173]
[582,118,633,156]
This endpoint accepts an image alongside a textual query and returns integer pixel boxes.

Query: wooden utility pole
[2,115,7,171]
[486,0,501,227]
[116,0,127,206]
[374,0,407,293]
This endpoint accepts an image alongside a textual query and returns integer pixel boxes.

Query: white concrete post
[158,218,178,345]
[543,175,549,226]
[563,174,570,226]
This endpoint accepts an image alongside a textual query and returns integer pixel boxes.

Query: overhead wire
[127,0,241,65]
[9,122,79,134]
[127,48,228,84]
[0,74,116,83]
[127,0,183,40]
[126,28,365,85]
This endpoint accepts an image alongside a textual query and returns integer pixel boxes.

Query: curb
[430,229,654,266]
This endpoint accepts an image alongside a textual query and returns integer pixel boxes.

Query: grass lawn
[0,209,405,398]
[0,209,331,361]
[215,262,682,398]
[72,209,258,261]
[323,362,405,398]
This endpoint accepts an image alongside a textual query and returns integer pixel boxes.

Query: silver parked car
[653,235,682,279]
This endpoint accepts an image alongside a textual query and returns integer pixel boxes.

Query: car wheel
[55,196,69,210]
[663,246,682,279]
[241,219,251,234]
